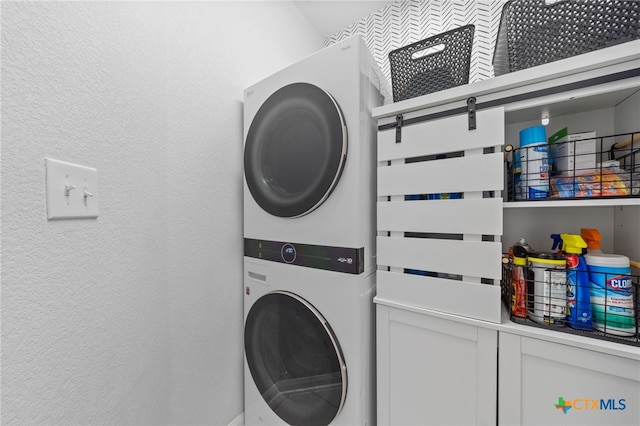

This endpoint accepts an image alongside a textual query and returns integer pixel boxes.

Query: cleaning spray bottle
[561,234,593,330]
[580,228,602,254]
[550,234,564,254]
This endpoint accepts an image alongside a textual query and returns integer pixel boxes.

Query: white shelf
[503,197,640,208]
[373,40,640,121]
[375,297,640,361]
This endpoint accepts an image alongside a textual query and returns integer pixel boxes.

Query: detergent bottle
[561,234,593,330]
[580,228,602,254]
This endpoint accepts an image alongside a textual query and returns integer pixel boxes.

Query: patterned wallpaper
[325,0,509,94]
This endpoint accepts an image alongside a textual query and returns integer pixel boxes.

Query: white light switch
[45,158,98,220]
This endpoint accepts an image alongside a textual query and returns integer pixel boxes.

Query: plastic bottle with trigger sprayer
[561,234,593,330]
[550,234,563,253]
[581,228,603,254]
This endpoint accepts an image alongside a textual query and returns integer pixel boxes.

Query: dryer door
[244,291,347,426]
[244,83,347,218]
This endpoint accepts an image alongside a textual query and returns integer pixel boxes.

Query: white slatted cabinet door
[376,107,505,323]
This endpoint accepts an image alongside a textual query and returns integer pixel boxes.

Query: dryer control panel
[244,238,364,274]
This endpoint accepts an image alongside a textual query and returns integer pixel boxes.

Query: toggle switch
[83,187,94,205]
[64,184,76,203]
[45,158,98,219]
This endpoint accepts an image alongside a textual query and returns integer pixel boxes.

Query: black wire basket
[389,25,475,102]
[506,132,640,202]
[493,0,640,76]
[502,259,640,347]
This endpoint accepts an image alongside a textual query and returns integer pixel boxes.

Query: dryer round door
[244,83,347,218]
[244,291,347,426]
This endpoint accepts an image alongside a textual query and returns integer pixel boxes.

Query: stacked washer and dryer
[242,36,385,426]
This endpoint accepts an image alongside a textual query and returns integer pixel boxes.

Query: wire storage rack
[506,131,640,202]
[492,0,640,76]
[388,25,475,102]
[502,258,640,346]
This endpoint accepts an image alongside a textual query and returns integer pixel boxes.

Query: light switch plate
[45,158,98,220]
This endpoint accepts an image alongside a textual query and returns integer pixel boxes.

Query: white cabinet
[377,304,497,426]
[496,55,640,423]
[373,40,640,425]
[499,330,640,426]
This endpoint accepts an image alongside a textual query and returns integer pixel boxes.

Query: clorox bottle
[585,253,635,336]
[561,234,593,330]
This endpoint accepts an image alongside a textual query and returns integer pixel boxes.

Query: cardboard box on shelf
[549,128,597,176]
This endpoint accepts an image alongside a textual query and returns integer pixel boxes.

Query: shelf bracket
[467,97,477,130]
[395,114,403,143]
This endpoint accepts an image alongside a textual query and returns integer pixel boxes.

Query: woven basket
[389,25,475,102]
[493,0,640,76]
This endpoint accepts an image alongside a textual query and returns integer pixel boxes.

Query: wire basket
[506,132,640,201]
[502,258,640,346]
[389,25,474,102]
[493,0,640,76]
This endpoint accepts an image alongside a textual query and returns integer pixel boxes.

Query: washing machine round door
[244,291,347,426]
[244,83,347,218]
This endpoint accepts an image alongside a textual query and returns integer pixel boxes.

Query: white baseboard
[228,412,244,426]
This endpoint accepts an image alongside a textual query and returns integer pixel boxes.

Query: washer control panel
[280,243,297,263]
[244,238,364,274]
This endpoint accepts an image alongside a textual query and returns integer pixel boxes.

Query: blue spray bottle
[560,234,593,330]
[550,234,563,253]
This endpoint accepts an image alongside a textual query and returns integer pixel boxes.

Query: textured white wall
[1,1,323,425]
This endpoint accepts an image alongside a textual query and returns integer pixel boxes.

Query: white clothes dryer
[243,35,385,277]
[243,258,375,426]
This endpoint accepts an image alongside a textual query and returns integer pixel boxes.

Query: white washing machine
[243,35,385,277]
[242,36,385,425]
[243,258,376,426]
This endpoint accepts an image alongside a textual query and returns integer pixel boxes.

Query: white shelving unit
[373,40,640,425]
